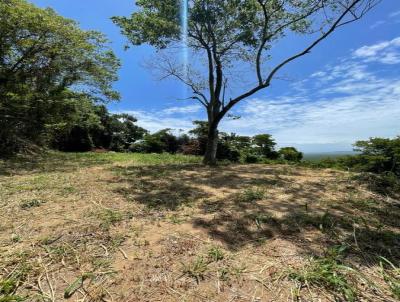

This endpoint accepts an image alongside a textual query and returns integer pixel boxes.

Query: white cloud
[353,37,400,64]
[310,71,327,78]
[114,104,202,132]
[116,37,400,152]
[220,78,400,148]
[219,55,400,151]
[369,20,385,29]
[389,10,400,18]
[162,104,201,115]
[114,110,197,132]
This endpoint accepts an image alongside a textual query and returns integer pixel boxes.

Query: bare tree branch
[218,0,377,121]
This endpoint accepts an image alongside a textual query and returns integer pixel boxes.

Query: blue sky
[30,0,400,152]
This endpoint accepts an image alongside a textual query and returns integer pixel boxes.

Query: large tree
[0,0,120,155]
[113,0,380,165]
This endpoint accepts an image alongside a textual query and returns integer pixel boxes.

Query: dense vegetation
[0,0,120,156]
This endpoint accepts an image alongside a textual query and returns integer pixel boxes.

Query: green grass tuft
[379,257,400,299]
[238,187,266,202]
[182,256,209,283]
[288,245,358,301]
[208,246,224,262]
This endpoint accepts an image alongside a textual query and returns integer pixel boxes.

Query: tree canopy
[0,0,120,155]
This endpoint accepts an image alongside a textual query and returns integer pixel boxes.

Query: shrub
[352,137,400,175]
[243,153,261,163]
[354,172,400,197]
[279,147,303,162]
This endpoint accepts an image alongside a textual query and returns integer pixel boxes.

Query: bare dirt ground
[0,154,399,301]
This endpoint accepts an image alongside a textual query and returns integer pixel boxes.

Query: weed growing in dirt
[96,209,124,230]
[288,245,358,301]
[64,273,95,299]
[10,234,21,243]
[168,214,184,224]
[0,278,25,301]
[238,187,265,202]
[379,257,400,299]
[20,199,45,209]
[208,246,224,262]
[182,256,209,283]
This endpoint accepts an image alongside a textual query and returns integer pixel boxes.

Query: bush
[243,153,261,163]
[352,137,400,175]
[354,172,400,197]
[181,139,202,156]
[279,147,303,162]
[216,142,241,162]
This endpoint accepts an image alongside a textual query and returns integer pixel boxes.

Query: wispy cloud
[389,10,400,18]
[369,20,385,29]
[221,78,400,147]
[162,104,201,115]
[353,37,400,64]
[219,37,400,150]
[113,104,202,132]
[118,36,400,152]
[113,108,201,133]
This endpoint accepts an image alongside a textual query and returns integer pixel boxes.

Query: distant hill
[303,151,356,161]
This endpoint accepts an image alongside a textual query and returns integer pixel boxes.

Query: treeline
[129,120,303,163]
[19,103,303,163]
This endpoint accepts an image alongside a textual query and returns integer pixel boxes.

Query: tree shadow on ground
[110,163,400,266]
[109,164,290,211]
[111,164,209,211]
[194,191,400,265]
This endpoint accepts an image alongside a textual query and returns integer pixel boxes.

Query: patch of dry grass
[0,152,399,301]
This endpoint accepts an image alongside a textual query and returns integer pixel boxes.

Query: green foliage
[279,147,303,162]
[99,113,147,152]
[96,209,124,230]
[252,134,278,159]
[112,0,180,49]
[352,137,400,175]
[289,246,358,302]
[238,187,265,202]
[113,0,318,53]
[243,153,262,164]
[0,0,120,156]
[208,246,224,262]
[131,129,183,154]
[0,278,25,302]
[184,121,280,163]
[379,257,400,299]
[184,121,242,162]
[182,256,209,283]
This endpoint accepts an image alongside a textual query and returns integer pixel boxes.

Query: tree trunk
[203,123,219,166]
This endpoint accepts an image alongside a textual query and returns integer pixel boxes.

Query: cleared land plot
[0,153,399,301]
